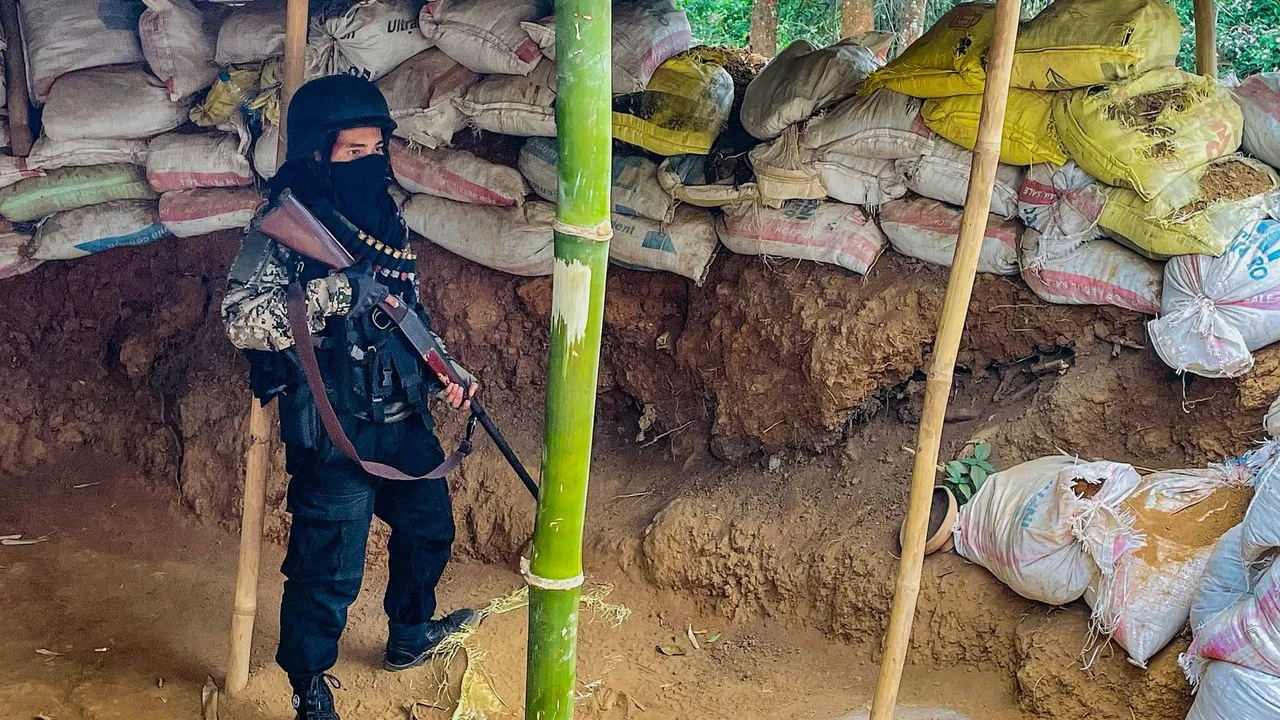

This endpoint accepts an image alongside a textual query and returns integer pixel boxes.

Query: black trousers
[275,414,453,680]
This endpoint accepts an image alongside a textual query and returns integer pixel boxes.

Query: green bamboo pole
[523,0,612,718]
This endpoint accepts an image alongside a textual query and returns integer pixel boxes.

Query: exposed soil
[1177,159,1276,215]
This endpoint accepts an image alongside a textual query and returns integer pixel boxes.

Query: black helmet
[285,74,396,162]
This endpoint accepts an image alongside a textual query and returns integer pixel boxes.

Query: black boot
[383,608,482,672]
[290,673,341,720]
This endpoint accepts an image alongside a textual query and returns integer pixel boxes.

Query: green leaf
[956,482,973,501]
[970,466,988,490]
[656,645,686,657]
[946,461,967,478]
[974,442,991,461]
[975,460,997,474]
[706,632,721,644]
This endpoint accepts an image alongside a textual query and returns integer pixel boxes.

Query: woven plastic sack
[421,0,549,76]
[308,0,433,82]
[216,2,285,65]
[812,152,908,208]
[33,200,168,260]
[159,187,262,238]
[879,196,1021,275]
[1186,662,1280,720]
[0,230,39,280]
[27,137,150,171]
[43,65,190,142]
[456,59,557,137]
[748,126,826,207]
[922,90,1066,167]
[1020,231,1163,315]
[1054,68,1244,201]
[740,38,880,141]
[609,206,718,284]
[1010,0,1181,91]
[656,155,758,209]
[405,194,554,276]
[860,3,994,99]
[0,157,43,190]
[613,49,734,157]
[1099,156,1278,259]
[391,138,528,207]
[0,164,157,223]
[899,139,1022,219]
[378,49,480,149]
[1017,161,1105,248]
[520,0,691,95]
[146,131,253,192]
[190,65,263,129]
[140,0,219,102]
[801,90,935,162]
[954,456,1145,606]
[717,199,886,275]
[20,0,146,103]
[1234,73,1280,171]
[1149,219,1280,378]
[519,137,672,222]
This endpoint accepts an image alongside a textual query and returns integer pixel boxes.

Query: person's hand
[342,265,389,317]
[443,379,478,412]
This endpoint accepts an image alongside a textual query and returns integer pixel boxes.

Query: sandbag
[717,199,886,275]
[20,0,146,103]
[608,206,718,284]
[953,456,1144,606]
[1149,219,1280,378]
[455,59,556,137]
[613,49,734,157]
[899,139,1022,218]
[1017,161,1105,247]
[190,64,265,129]
[254,125,280,180]
[308,0,432,82]
[0,164,157,223]
[922,89,1066,166]
[748,126,826,207]
[1010,0,1181,91]
[811,152,907,207]
[1099,155,1278,259]
[404,193,554,276]
[216,2,285,65]
[0,230,39,280]
[740,38,879,141]
[377,48,480,149]
[140,0,219,102]
[1054,68,1244,201]
[879,196,1020,276]
[1191,526,1251,633]
[421,0,549,76]
[1020,231,1162,315]
[861,3,993,99]
[42,65,191,142]
[27,137,151,170]
[0,156,43,190]
[656,155,758,208]
[391,138,528,206]
[146,131,253,192]
[159,187,262,238]
[33,200,168,260]
[520,0,692,95]
[1235,73,1280,171]
[801,90,935,162]
[519,137,673,222]
[1186,662,1280,720]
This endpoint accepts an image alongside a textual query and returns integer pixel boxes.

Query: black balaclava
[268,75,416,297]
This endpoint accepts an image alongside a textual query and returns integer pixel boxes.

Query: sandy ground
[0,453,1023,720]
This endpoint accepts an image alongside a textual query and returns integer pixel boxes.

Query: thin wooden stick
[0,0,31,156]
[868,0,1022,718]
[1194,0,1217,78]
[277,0,309,160]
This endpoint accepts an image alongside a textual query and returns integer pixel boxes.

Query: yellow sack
[861,3,994,99]
[1011,0,1182,90]
[1099,155,1278,258]
[190,64,263,127]
[613,48,734,156]
[922,89,1066,166]
[1054,67,1244,201]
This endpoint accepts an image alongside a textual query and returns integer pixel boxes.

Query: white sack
[1149,219,1280,378]
[42,65,190,141]
[800,89,935,161]
[1235,73,1280,170]
[147,131,254,192]
[421,0,549,76]
[879,196,1021,275]
[455,59,556,136]
[1267,396,1280,439]
[1018,161,1105,247]
[140,0,219,102]
[159,187,262,237]
[27,137,150,170]
[749,125,826,207]
[741,38,880,141]
[309,0,433,82]
[718,199,886,275]
[216,2,285,65]
[0,230,39,280]
[34,200,169,260]
[1020,231,1163,315]
[900,138,1022,219]
[608,206,718,284]
[811,152,907,207]
[21,0,146,102]
[656,155,758,208]
[390,138,527,206]
[254,125,280,180]
[377,48,480,149]
[1187,662,1280,720]
[404,193,554,276]
[519,137,673,222]
[0,156,43,189]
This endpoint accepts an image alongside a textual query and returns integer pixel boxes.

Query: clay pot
[898,486,958,556]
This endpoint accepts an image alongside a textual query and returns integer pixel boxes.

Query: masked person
[222,75,480,720]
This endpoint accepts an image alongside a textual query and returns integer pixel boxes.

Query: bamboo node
[553,219,613,242]
[520,556,585,591]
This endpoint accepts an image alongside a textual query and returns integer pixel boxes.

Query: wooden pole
[842,0,875,39]
[226,0,307,697]
[749,0,778,58]
[0,0,32,156]
[867,0,1021,718]
[1194,0,1217,78]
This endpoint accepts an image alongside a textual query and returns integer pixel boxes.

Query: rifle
[253,189,539,500]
